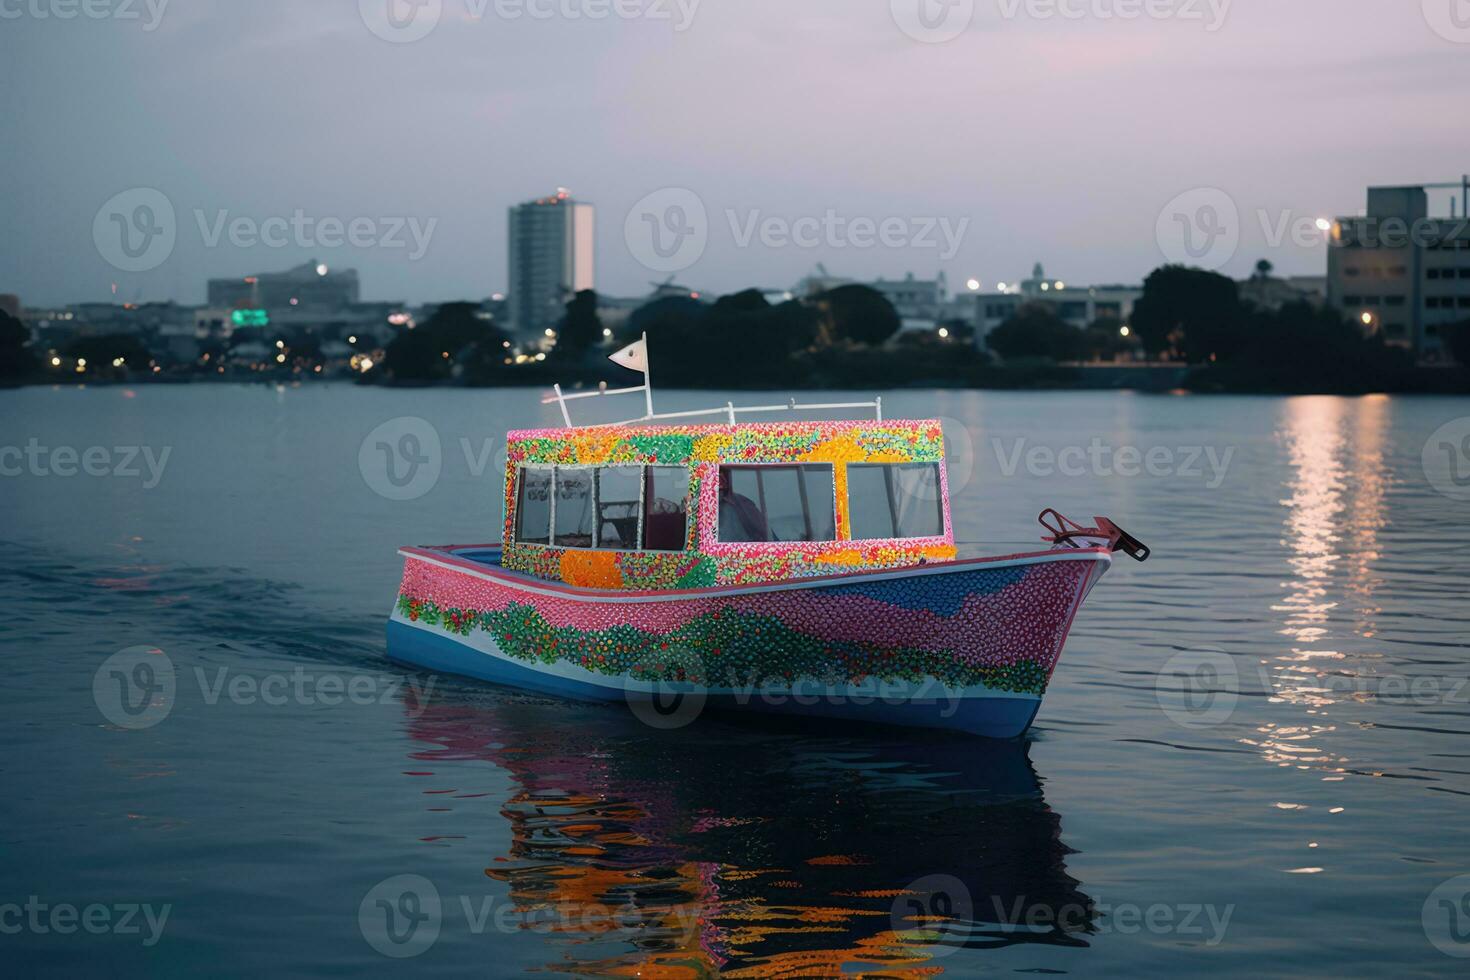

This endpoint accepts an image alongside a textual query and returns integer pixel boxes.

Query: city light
[1361,312,1374,325]
[1040,283,1050,291]
[1120,326,1132,337]
[966,278,981,291]
[996,282,1008,292]
[50,356,61,367]
[348,336,357,345]
[1315,218,1332,232]
[1055,281,1065,290]
[316,264,329,276]
[938,327,950,338]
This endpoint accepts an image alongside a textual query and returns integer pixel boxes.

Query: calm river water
[2,384,1469,977]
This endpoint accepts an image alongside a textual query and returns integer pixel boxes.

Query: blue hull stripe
[386,619,1042,739]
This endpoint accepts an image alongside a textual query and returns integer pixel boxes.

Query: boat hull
[386,545,1111,739]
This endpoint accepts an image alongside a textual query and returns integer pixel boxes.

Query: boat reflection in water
[402,692,1094,975]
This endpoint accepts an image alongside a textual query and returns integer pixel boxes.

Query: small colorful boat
[386,339,1147,738]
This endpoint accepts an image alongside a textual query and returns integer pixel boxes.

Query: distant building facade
[207,261,360,311]
[871,272,948,321]
[1327,182,1470,362]
[972,263,1141,338]
[508,189,595,337]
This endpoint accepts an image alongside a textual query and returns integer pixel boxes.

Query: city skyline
[4,1,1470,307]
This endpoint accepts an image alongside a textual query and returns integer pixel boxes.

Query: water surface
[2,385,1468,976]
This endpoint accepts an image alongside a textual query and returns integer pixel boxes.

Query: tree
[985,303,1084,361]
[814,284,901,347]
[1080,316,1138,362]
[379,301,507,382]
[0,309,38,380]
[1442,319,1470,368]
[62,334,153,378]
[1253,259,1274,281]
[556,289,603,359]
[1130,265,1244,361]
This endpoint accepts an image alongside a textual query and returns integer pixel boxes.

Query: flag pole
[641,332,654,420]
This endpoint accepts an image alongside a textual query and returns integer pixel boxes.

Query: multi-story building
[871,272,949,321]
[1327,181,1470,362]
[207,261,360,312]
[507,189,595,337]
[971,263,1141,339]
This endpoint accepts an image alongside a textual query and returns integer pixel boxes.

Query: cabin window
[553,468,595,549]
[847,463,945,540]
[514,466,554,545]
[596,466,645,551]
[644,466,691,551]
[718,464,836,543]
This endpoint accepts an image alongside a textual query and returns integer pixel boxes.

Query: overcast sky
[3,0,1469,307]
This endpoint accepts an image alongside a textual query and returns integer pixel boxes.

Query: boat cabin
[502,419,956,590]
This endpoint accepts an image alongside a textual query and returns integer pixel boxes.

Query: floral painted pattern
[501,420,956,590]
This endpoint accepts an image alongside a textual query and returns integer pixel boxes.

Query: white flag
[609,338,648,374]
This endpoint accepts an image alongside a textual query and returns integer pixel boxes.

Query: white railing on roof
[540,333,883,429]
[542,385,883,429]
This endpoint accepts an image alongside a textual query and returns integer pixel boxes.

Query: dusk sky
[4,0,1469,307]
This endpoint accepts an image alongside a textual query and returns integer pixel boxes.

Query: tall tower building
[507,189,595,337]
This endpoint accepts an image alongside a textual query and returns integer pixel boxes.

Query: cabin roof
[506,418,943,443]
